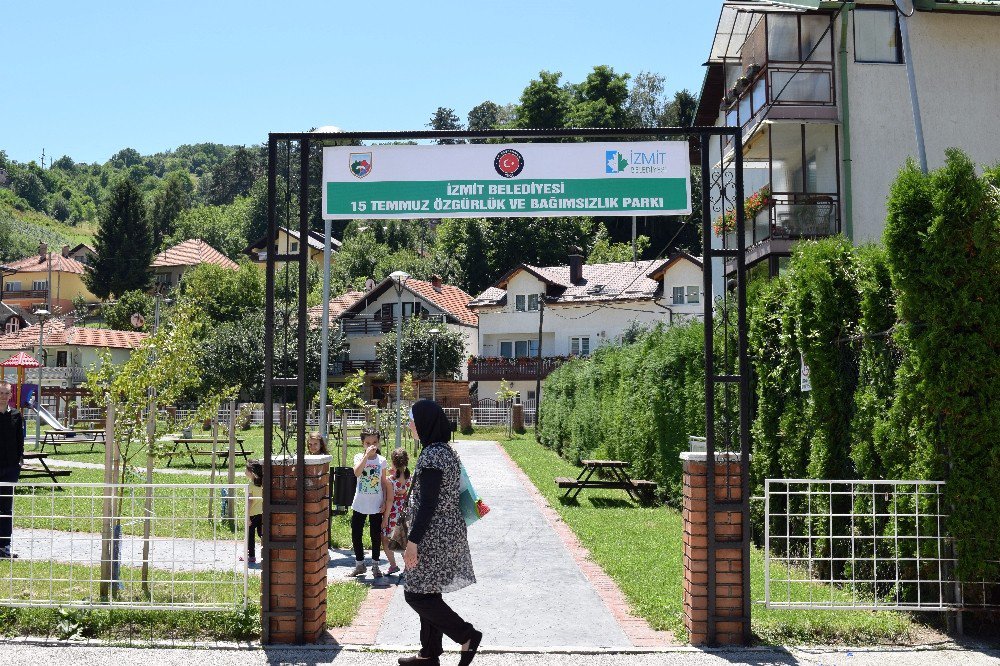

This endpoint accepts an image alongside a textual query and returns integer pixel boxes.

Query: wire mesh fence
[0,482,249,612]
[763,479,999,612]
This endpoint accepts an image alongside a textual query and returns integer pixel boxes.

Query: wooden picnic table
[39,428,106,453]
[555,459,657,504]
[20,452,72,489]
[164,437,250,467]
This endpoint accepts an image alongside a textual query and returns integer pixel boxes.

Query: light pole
[33,308,51,448]
[389,270,410,450]
[429,328,440,402]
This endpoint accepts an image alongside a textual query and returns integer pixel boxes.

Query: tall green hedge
[537,322,704,501]
[882,151,1000,580]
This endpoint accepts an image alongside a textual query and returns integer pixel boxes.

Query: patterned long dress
[404,442,476,594]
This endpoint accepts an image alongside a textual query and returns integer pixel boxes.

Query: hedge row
[537,322,704,501]
[539,150,999,578]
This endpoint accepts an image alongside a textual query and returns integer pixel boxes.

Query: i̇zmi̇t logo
[606,148,669,175]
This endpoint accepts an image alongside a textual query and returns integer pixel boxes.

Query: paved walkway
[366,440,647,650]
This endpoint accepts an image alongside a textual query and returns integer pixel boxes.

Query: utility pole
[533,296,544,438]
[632,216,638,263]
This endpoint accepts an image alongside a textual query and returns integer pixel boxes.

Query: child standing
[350,427,387,577]
[246,461,263,564]
[381,448,412,576]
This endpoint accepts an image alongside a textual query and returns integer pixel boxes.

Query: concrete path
[372,440,634,650]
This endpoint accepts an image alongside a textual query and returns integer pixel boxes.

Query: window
[515,294,526,312]
[4,282,21,292]
[672,286,685,305]
[527,390,536,402]
[33,280,48,291]
[527,293,539,311]
[402,301,423,317]
[570,336,591,356]
[56,351,67,368]
[854,8,902,64]
[5,319,20,335]
[501,339,538,358]
[290,241,299,252]
[686,286,700,305]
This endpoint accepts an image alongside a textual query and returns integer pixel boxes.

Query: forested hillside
[1,65,699,298]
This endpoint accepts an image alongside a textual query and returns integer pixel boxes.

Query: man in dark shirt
[0,381,24,558]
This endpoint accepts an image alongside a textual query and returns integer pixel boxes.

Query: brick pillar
[681,451,747,646]
[511,403,524,433]
[265,454,331,644]
[459,403,473,433]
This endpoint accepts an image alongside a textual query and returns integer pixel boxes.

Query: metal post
[395,287,403,449]
[34,310,49,447]
[429,328,440,402]
[318,218,333,441]
[899,8,928,174]
[261,135,277,644]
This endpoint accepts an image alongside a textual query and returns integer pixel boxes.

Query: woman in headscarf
[399,399,481,666]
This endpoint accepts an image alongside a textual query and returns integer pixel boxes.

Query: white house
[0,319,148,388]
[698,0,1000,277]
[467,249,704,403]
[325,275,479,393]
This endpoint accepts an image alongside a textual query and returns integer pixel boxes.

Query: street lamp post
[389,271,410,450]
[429,328,440,402]
[33,308,51,448]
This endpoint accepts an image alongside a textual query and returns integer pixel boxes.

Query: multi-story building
[698,0,1000,276]
[243,226,339,267]
[151,238,239,290]
[0,244,97,314]
[467,249,704,403]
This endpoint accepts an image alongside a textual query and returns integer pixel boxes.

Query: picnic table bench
[164,437,251,467]
[39,428,106,453]
[555,459,657,504]
[20,452,72,490]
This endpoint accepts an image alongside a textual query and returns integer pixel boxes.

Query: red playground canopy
[1,352,42,368]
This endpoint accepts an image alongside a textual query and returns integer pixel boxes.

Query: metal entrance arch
[262,126,749,645]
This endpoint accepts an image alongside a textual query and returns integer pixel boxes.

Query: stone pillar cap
[680,451,749,462]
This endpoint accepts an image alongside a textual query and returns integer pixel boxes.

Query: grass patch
[0,558,366,641]
[501,434,915,645]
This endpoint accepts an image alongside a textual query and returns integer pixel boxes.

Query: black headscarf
[410,399,453,446]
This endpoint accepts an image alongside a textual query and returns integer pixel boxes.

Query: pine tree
[86,178,155,299]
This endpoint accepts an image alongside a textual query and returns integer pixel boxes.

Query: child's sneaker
[349,562,366,577]
[386,564,400,575]
[371,565,384,578]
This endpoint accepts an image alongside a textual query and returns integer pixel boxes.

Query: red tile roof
[405,279,478,327]
[152,239,238,270]
[5,252,86,275]
[306,291,365,327]
[0,319,147,351]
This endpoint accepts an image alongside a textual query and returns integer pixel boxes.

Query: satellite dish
[365,278,376,291]
[131,313,145,329]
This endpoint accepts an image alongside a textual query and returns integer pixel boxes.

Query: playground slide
[33,403,71,432]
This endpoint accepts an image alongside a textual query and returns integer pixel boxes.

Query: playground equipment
[0,351,41,410]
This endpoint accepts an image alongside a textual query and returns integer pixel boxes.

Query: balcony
[719,11,837,151]
[2,366,88,386]
[1,289,49,302]
[330,360,381,375]
[340,313,446,335]
[468,356,565,382]
[725,193,840,273]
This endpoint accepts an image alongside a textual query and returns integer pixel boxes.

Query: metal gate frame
[263,126,749,645]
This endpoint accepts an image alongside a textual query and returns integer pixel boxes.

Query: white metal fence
[762,479,999,612]
[0,482,249,611]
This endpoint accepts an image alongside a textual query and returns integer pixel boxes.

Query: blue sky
[0,1,721,165]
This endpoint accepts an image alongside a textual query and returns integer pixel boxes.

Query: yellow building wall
[3,270,99,313]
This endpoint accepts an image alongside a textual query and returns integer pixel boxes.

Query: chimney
[431,274,443,292]
[38,242,48,258]
[568,246,584,285]
[61,245,70,258]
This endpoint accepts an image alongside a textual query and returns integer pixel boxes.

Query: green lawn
[500,434,915,645]
[0,558,367,641]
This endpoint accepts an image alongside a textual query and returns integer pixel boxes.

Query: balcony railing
[340,313,446,335]
[330,360,381,375]
[468,356,565,382]
[2,367,88,385]
[1,289,49,301]
[725,193,840,253]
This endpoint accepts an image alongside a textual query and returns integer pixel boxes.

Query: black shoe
[397,655,440,666]
[457,629,482,666]
[0,548,17,559]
